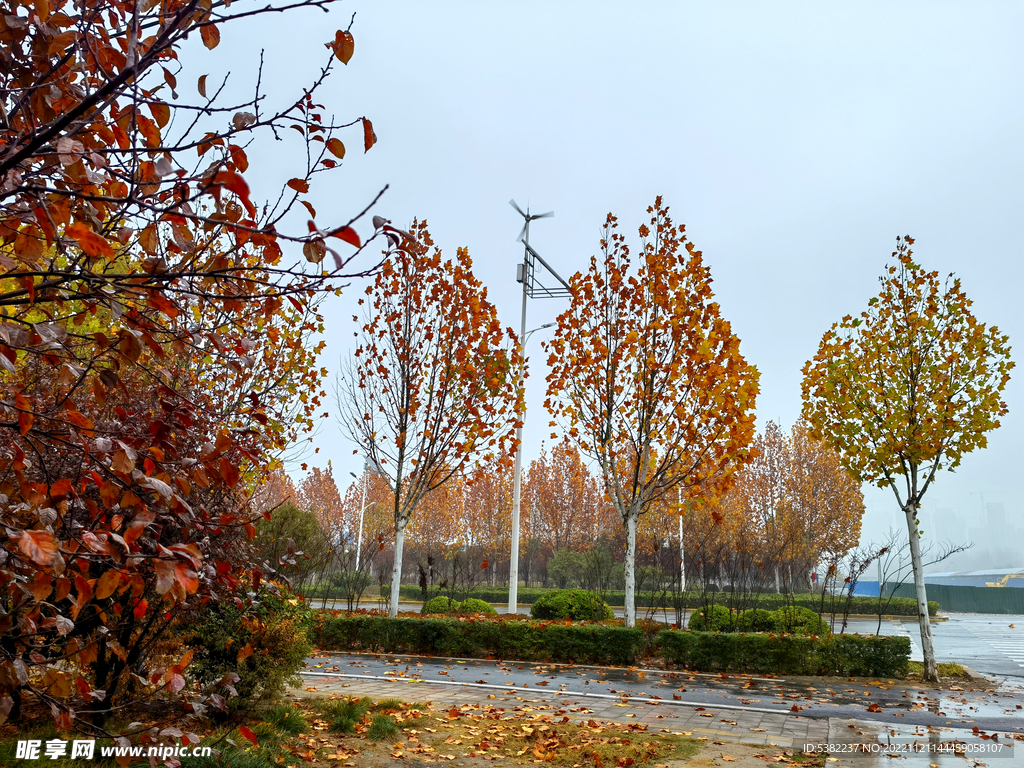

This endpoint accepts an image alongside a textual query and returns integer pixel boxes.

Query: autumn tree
[802,237,1013,681]
[296,464,345,545]
[337,222,523,616]
[464,462,514,585]
[523,440,605,553]
[787,419,864,577]
[0,0,396,730]
[545,198,759,627]
[728,421,793,591]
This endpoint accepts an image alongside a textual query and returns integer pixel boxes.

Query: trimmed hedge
[316,614,644,665]
[530,590,614,622]
[658,630,910,677]
[387,584,939,616]
[314,614,911,676]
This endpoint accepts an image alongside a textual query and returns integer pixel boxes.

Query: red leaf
[330,226,360,248]
[287,178,309,193]
[133,598,149,619]
[238,726,258,747]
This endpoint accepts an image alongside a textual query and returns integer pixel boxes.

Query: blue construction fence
[855,580,1024,614]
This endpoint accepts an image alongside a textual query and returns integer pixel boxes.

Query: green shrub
[458,598,497,615]
[774,606,830,635]
[736,608,776,632]
[422,596,460,615]
[688,604,734,632]
[530,590,614,622]
[659,630,909,677]
[182,586,314,712]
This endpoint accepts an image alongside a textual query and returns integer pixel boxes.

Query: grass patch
[314,695,373,733]
[263,703,309,735]
[367,713,401,741]
[369,697,405,713]
[907,661,970,680]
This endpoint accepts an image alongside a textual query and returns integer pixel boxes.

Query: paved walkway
[292,673,1022,765]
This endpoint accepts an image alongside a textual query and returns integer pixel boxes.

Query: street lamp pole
[350,470,368,571]
[506,199,570,616]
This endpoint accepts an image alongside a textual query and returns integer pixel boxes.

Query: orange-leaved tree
[337,221,524,616]
[786,419,864,577]
[0,0,395,730]
[523,440,605,553]
[801,236,1013,681]
[544,198,759,627]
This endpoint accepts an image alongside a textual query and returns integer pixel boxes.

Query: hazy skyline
[207,2,1023,550]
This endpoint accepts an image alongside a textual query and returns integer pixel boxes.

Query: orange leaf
[327,138,346,159]
[133,598,149,619]
[15,393,33,435]
[238,726,258,747]
[237,643,254,663]
[17,530,58,567]
[95,569,121,600]
[331,30,354,64]
[287,178,309,193]
[201,24,220,50]
[66,222,115,260]
[148,101,170,128]
[362,117,377,152]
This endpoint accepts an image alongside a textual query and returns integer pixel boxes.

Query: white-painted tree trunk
[389,522,407,618]
[905,502,938,680]
[624,514,638,628]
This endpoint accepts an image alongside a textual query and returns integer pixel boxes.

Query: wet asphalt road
[303,652,1024,734]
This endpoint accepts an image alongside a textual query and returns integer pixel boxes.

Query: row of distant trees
[252,416,865,604]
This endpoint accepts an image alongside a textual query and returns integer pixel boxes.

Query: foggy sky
[205,2,1023,556]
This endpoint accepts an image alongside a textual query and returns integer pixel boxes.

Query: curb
[959,664,993,684]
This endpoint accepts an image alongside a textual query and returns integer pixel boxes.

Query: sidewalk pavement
[291,674,1020,766]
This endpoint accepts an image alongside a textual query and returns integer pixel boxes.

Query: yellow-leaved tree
[801,237,1013,681]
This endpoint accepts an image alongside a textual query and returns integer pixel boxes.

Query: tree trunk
[905,502,938,681]
[624,513,638,628]
[390,522,407,618]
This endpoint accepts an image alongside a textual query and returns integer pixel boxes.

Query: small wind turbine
[509,199,554,247]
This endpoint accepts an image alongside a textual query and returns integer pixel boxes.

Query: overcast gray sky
[210,2,1023,558]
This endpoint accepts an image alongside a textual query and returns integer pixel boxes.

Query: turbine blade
[516,222,527,242]
[509,199,527,218]
[533,211,554,220]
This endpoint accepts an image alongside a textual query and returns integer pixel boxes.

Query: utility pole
[350,469,368,571]
[507,200,570,615]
